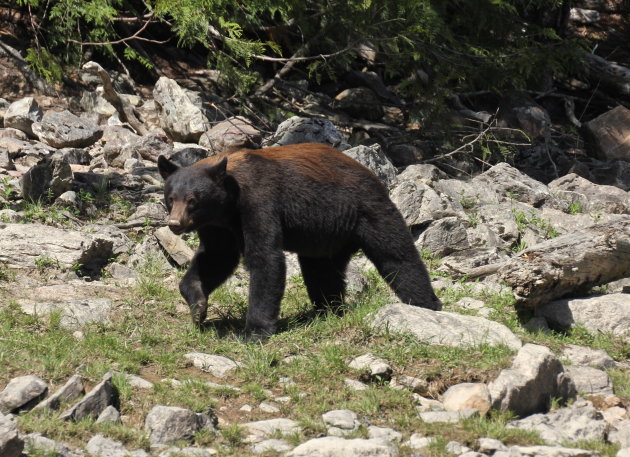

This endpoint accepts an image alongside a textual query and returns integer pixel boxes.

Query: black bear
[158,143,441,339]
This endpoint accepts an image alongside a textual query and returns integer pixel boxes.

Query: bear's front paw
[189,302,208,327]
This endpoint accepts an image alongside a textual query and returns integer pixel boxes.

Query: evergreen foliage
[12,0,581,108]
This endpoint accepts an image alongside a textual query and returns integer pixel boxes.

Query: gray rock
[370,303,522,350]
[343,144,396,186]
[263,117,349,150]
[392,375,429,394]
[20,151,73,201]
[439,247,510,279]
[33,374,84,411]
[0,149,14,170]
[488,344,576,417]
[155,227,194,267]
[415,217,471,257]
[548,173,630,214]
[322,409,359,436]
[477,437,508,454]
[538,294,630,339]
[153,77,209,142]
[610,420,630,447]
[344,378,369,391]
[4,97,42,136]
[185,352,242,377]
[287,437,397,457]
[145,405,216,445]
[508,400,607,445]
[0,375,48,413]
[259,401,280,413]
[391,177,461,228]
[348,353,392,382]
[60,372,116,421]
[442,383,491,415]
[564,365,614,396]
[618,448,630,457]
[419,409,478,423]
[252,439,294,454]
[198,116,261,154]
[0,223,114,273]
[241,418,302,439]
[95,405,121,423]
[125,374,154,390]
[471,162,551,206]
[584,105,630,161]
[23,432,79,457]
[158,447,216,457]
[406,433,437,449]
[20,298,113,330]
[86,434,149,457]
[446,440,473,455]
[367,426,402,443]
[0,413,23,457]
[507,445,598,457]
[32,110,102,148]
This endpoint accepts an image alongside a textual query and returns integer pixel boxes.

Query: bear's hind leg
[357,215,441,311]
[298,249,354,312]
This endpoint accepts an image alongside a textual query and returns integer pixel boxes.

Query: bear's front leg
[244,250,286,340]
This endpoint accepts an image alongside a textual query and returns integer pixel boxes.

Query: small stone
[34,375,84,411]
[478,437,508,454]
[158,447,216,457]
[185,353,242,378]
[22,432,77,457]
[565,365,614,396]
[95,405,121,424]
[241,418,301,439]
[259,401,280,413]
[252,439,294,454]
[348,353,392,382]
[126,374,154,390]
[287,437,396,457]
[239,404,252,413]
[344,378,369,391]
[394,375,429,394]
[367,425,402,443]
[562,344,617,369]
[406,433,436,450]
[442,383,491,415]
[446,440,472,455]
[145,405,217,445]
[322,409,359,431]
[0,375,48,413]
[59,372,116,421]
[419,409,478,423]
[86,434,149,457]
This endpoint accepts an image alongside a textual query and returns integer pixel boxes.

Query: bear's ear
[157,155,179,180]
[206,157,228,180]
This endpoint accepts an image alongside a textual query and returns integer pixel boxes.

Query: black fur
[158,143,441,339]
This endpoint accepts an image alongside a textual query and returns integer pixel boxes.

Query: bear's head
[157,155,239,234]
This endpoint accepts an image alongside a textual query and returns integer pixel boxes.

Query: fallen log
[498,217,630,307]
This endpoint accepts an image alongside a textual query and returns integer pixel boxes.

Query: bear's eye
[187,197,197,207]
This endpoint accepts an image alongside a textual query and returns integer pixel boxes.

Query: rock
[564,365,614,396]
[415,217,471,257]
[169,143,211,167]
[158,447,216,457]
[414,395,445,412]
[33,374,84,411]
[198,116,261,154]
[95,404,121,423]
[60,372,117,421]
[538,294,630,338]
[618,448,630,457]
[20,298,113,330]
[145,405,216,445]
[348,354,392,382]
[610,420,630,447]
[478,437,508,454]
[125,374,154,389]
[367,426,402,443]
[406,433,437,449]
[0,223,114,273]
[570,8,601,23]
[23,432,79,457]
[343,144,396,186]
[548,173,630,214]
[344,378,369,391]
[0,149,14,170]
[0,413,23,457]
[418,409,478,423]
[471,162,551,207]
[504,446,597,457]
[488,344,576,417]
[263,117,350,150]
[334,87,384,121]
[4,97,42,136]
[86,434,149,457]
[252,439,294,454]
[0,375,48,413]
[20,151,73,201]
[287,437,397,457]
[153,77,209,142]
[584,105,630,161]
[322,409,359,436]
[185,352,242,377]
[133,131,173,162]
[155,226,195,266]
[241,418,302,440]
[390,173,461,227]
[392,375,429,394]
[508,400,607,445]
[259,401,280,413]
[442,383,491,415]
[561,344,616,369]
[32,110,102,148]
[370,303,522,350]
[446,441,473,455]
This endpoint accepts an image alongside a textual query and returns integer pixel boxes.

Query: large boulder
[153,77,209,142]
[370,303,522,350]
[263,117,350,150]
[548,173,630,214]
[4,97,42,137]
[32,110,102,148]
[488,344,576,417]
[20,151,72,201]
[471,162,552,207]
[0,223,114,273]
[583,105,630,161]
